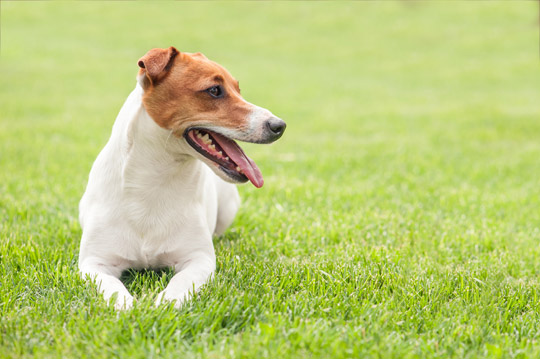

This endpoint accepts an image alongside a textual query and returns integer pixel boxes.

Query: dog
[78,47,286,309]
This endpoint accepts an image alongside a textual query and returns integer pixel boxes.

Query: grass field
[2,1,540,358]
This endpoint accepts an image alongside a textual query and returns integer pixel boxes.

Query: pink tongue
[210,132,264,188]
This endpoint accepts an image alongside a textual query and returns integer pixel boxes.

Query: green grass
[2,1,540,358]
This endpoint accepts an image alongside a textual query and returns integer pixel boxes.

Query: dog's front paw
[155,290,190,309]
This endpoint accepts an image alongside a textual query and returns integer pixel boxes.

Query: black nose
[266,117,286,137]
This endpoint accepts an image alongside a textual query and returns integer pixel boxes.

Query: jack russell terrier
[78,47,286,309]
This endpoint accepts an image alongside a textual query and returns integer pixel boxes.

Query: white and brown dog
[78,47,285,309]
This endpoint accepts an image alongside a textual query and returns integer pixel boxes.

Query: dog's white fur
[78,83,275,309]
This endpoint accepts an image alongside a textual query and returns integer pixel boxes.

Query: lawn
[1,1,540,358]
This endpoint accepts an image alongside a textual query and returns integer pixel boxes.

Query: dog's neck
[113,84,203,191]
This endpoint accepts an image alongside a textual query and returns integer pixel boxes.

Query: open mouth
[184,128,264,188]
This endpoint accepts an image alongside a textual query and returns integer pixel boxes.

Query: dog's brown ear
[137,47,179,85]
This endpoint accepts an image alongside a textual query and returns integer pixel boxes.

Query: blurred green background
[2,2,540,358]
[2,1,538,220]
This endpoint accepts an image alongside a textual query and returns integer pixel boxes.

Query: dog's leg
[214,181,240,236]
[79,258,134,310]
[155,249,216,308]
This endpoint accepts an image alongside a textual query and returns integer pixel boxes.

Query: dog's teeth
[224,157,229,161]
[209,144,216,150]
[217,151,223,158]
[236,166,243,173]
[196,132,203,139]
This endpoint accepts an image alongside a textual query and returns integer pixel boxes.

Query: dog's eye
[206,85,223,98]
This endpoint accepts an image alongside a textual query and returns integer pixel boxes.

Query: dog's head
[136,46,285,188]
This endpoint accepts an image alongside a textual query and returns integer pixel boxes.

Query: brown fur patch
[138,49,252,136]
